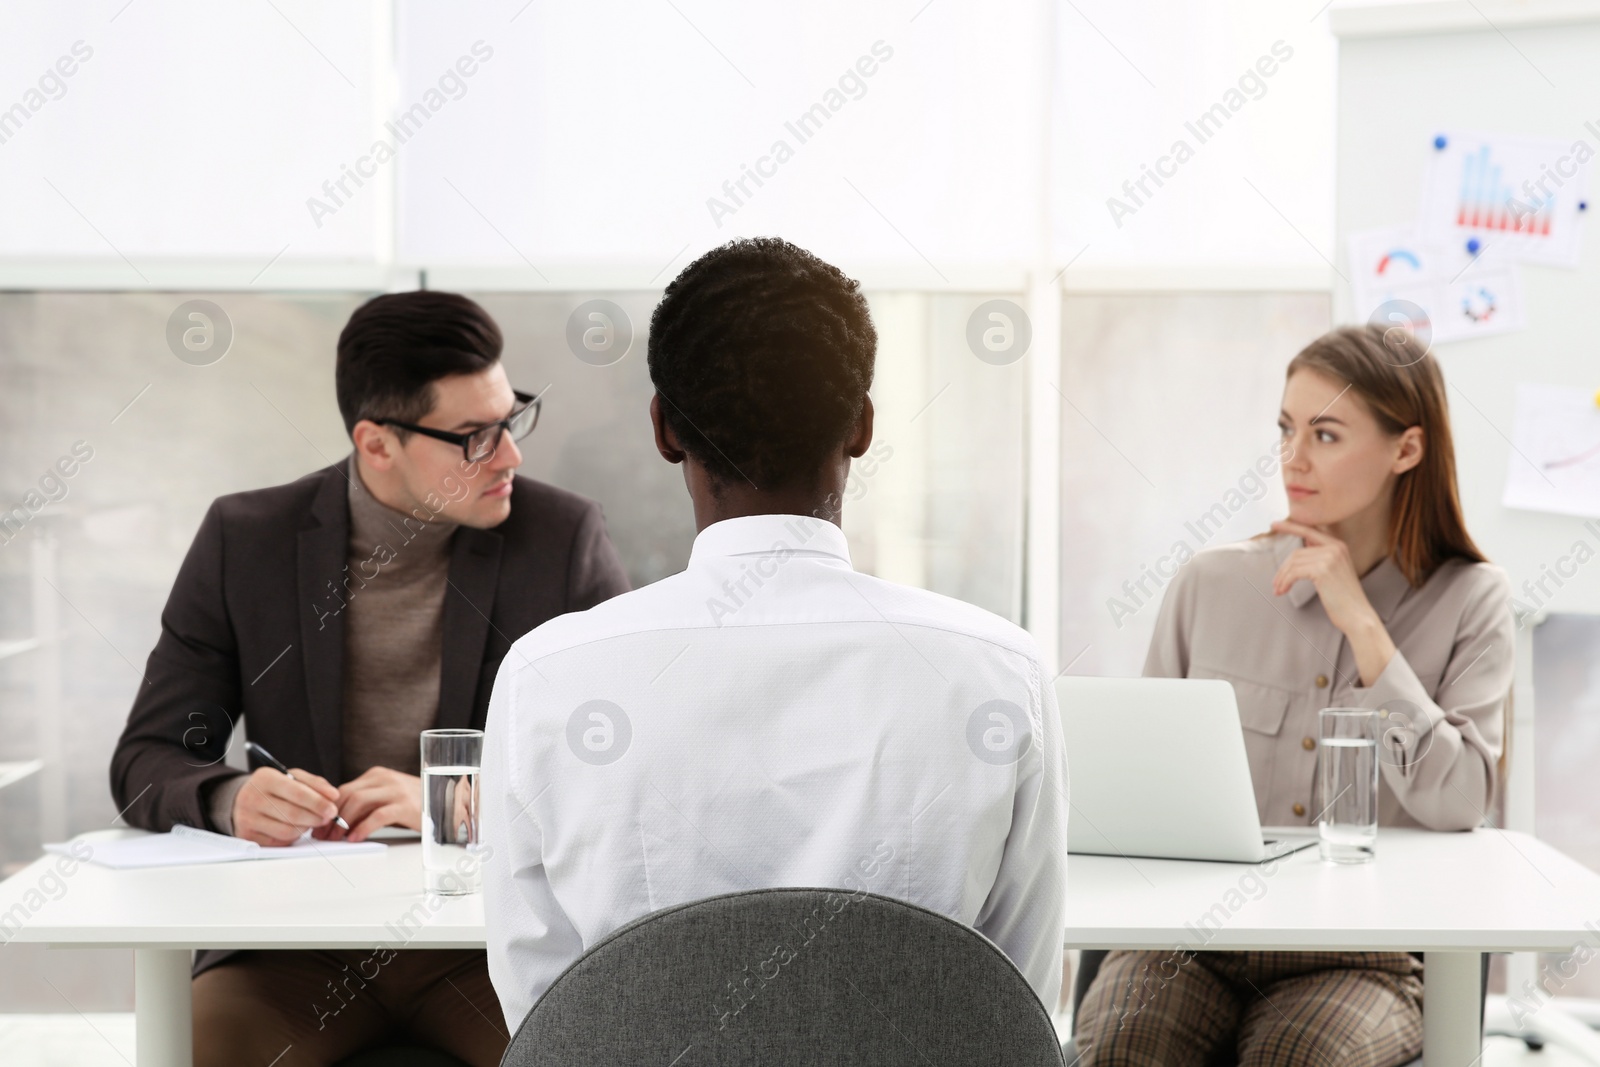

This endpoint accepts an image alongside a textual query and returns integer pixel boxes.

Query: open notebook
[47,825,386,869]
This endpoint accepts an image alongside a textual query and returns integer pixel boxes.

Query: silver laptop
[1056,676,1317,864]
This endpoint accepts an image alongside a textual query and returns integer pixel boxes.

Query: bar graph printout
[1421,131,1588,268]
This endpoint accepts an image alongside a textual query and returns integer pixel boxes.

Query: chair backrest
[501,887,1064,1067]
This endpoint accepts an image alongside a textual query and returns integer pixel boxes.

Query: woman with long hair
[1073,325,1514,1067]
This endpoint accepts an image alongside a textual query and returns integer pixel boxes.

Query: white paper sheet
[1502,383,1600,519]
[1349,225,1525,345]
[47,825,386,869]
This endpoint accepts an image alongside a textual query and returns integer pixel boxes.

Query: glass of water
[420,728,484,895]
[1318,708,1380,863]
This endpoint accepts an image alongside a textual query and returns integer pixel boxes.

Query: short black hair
[647,237,876,491]
[335,291,503,436]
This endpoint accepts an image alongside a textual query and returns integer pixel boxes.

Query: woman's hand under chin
[1270,519,1397,686]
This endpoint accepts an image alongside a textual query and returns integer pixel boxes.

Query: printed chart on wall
[1421,131,1589,269]
[1348,225,1524,344]
[1503,384,1600,519]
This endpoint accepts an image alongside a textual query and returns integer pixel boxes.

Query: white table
[1065,828,1600,1066]
[5,828,1598,1066]
[0,829,482,1066]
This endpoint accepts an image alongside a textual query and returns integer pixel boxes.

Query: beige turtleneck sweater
[205,465,457,832]
[338,465,457,780]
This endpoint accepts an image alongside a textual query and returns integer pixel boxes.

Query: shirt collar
[688,514,853,569]
[1277,534,1411,619]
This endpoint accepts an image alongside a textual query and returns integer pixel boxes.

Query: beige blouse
[1144,534,1514,832]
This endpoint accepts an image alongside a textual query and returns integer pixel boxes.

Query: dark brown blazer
[108,459,629,974]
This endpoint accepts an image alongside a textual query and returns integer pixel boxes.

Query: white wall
[1,0,1343,286]
[0,2,387,270]
[1054,0,1337,275]
[397,0,1047,282]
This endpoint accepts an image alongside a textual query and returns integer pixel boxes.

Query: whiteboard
[1333,4,1600,622]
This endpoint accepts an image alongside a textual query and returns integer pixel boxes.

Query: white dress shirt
[481,513,1067,1029]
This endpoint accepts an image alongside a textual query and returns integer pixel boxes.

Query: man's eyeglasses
[376,390,542,464]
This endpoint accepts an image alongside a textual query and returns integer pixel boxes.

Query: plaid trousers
[1073,950,1424,1067]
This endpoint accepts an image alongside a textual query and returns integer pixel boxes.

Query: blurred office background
[2,1,1598,1049]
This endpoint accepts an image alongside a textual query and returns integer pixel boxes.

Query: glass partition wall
[0,287,1025,1010]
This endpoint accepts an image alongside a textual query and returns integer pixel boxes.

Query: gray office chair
[500,887,1065,1067]
[1060,950,1488,1066]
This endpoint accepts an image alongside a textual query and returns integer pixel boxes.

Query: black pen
[245,741,351,830]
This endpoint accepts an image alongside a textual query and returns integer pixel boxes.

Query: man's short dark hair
[647,237,876,491]
[335,291,503,436]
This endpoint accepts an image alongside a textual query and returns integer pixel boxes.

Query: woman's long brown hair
[1285,324,1487,586]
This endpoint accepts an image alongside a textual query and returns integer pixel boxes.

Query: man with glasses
[110,290,629,1066]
